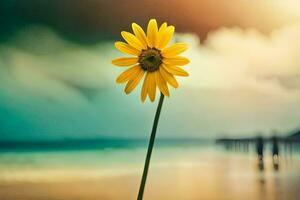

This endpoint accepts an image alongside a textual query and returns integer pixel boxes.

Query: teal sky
[1,1,300,141]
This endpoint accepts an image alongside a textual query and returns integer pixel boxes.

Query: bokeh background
[1,1,300,200]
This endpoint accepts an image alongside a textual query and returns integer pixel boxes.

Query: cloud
[0,26,115,105]
[180,24,300,100]
[1,18,300,139]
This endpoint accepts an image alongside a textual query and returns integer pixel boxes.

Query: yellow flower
[112,19,189,102]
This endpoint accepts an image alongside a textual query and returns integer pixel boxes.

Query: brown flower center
[138,48,162,72]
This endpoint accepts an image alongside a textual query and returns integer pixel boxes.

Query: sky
[1,0,300,140]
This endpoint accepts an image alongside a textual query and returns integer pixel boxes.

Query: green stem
[137,92,165,200]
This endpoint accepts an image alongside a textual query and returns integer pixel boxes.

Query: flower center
[139,48,162,72]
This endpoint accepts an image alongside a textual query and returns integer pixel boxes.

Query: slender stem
[137,92,165,200]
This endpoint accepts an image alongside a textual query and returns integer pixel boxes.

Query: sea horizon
[0,137,214,151]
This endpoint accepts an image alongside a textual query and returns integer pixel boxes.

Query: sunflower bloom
[112,19,189,102]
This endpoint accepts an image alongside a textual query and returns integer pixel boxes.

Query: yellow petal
[112,57,138,66]
[163,65,189,76]
[155,71,170,97]
[161,43,188,58]
[159,66,179,88]
[163,56,190,66]
[124,69,144,94]
[157,26,175,50]
[147,19,158,48]
[158,23,167,33]
[121,31,144,50]
[141,73,150,102]
[156,23,167,49]
[116,65,141,83]
[132,23,148,49]
[147,72,157,102]
[115,42,141,56]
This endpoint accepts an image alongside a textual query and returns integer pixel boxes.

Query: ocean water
[0,139,299,184]
[0,139,211,182]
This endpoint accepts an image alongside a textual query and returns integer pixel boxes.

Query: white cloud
[3,23,300,105]
[0,26,115,105]
[179,24,300,100]
[1,23,300,138]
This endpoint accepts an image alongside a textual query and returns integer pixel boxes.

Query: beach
[0,143,300,200]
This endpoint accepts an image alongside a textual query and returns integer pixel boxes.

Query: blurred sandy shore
[0,175,140,200]
[1,165,300,200]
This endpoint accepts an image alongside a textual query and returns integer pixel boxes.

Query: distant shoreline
[0,138,212,151]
